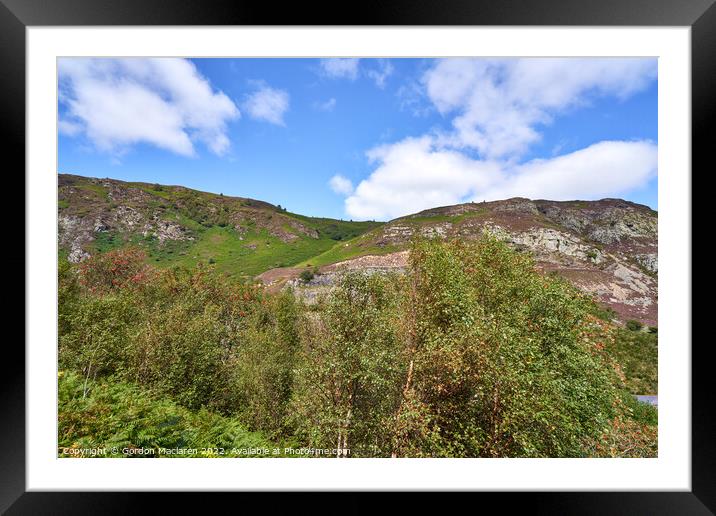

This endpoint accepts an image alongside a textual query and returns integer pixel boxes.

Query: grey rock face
[142,217,193,243]
[59,214,94,263]
[635,253,658,273]
[486,224,605,264]
[536,201,657,245]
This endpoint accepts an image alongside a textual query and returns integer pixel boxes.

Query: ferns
[58,371,278,457]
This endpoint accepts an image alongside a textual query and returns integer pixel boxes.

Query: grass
[298,210,489,268]
[296,233,402,267]
[287,212,383,241]
[592,300,657,395]
[77,182,109,200]
[297,208,492,267]
[92,231,125,253]
[74,215,387,279]
[621,390,658,426]
[397,207,489,225]
[137,225,359,278]
[566,201,590,209]
[126,182,177,200]
[606,327,658,394]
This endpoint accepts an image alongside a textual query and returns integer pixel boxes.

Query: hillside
[58,174,657,325]
[268,198,658,325]
[58,174,382,278]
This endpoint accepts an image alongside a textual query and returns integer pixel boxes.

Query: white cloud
[243,83,290,126]
[58,119,82,136]
[320,58,360,80]
[396,80,433,117]
[477,140,657,202]
[342,137,656,221]
[314,97,337,112]
[58,58,240,157]
[345,137,498,220]
[319,58,395,88]
[329,174,354,195]
[423,58,657,159]
[366,59,394,88]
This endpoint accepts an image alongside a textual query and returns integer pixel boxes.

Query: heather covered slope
[282,198,658,325]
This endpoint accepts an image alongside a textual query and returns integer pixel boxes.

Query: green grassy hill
[58,174,382,279]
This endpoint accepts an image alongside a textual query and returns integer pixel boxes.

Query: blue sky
[58,57,657,221]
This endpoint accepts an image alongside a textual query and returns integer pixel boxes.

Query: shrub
[289,237,622,457]
[58,258,81,336]
[60,260,265,411]
[299,269,314,283]
[131,300,226,409]
[59,292,143,389]
[592,304,618,321]
[227,292,300,436]
[582,393,657,458]
[77,247,151,294]
[626,320,643,332]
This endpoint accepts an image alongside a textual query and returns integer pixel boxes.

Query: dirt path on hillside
[255,267,304,293]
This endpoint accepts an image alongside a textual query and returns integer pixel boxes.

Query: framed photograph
[6,0,710,512]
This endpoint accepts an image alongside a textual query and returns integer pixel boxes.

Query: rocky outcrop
[232,210,320,243]
[535,199,657,245]
[59,203,194,262]
[635,253,658,273]
[559,261,657,324]
[59,214,94,263]
[326,250,410,272]
[142,217,193,243]
[281,253,409,304]
[485,224,605,265]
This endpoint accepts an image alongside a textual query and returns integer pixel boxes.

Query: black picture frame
[3,0,708,513]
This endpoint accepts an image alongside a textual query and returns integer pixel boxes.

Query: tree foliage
[58,238,656,458]
[289,272,405,457]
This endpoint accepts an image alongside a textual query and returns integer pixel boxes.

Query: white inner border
[27,26,691,491]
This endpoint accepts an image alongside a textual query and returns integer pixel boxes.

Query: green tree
[226,291,300,436]
[395,237,619,457]
[289,272,404,457]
